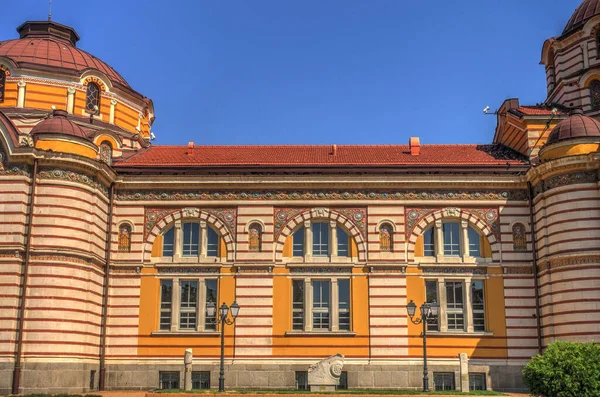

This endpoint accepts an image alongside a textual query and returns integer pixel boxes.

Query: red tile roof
[516,106,562,116]
[114,144,528,168]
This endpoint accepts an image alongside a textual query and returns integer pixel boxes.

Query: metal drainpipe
[527,181,543,354]
[12,159,38,395]
[99,183,115,390]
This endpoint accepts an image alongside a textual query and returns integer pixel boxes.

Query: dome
[563,0,600,36]
[546,109,600,145]
[0,21,129,88]
[31,109,88,139]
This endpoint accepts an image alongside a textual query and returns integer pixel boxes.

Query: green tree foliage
[523,341,600,397]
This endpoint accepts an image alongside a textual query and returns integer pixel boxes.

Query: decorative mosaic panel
[205,208,237,238]
[422,267,487,275]
[144,208,178,240]
[463,208,500,239]
[405,208,436,238]
[336,208,367,239]
[274,208,309,241]
[503,267,533,275]
[273,207,366,241]
[538,255,600,271]
[289,266,352,274]
[157,267,220,274]
[533,170,598,197]
[117,189,527,202]
[144,207,237,241]
[38,168,108,196]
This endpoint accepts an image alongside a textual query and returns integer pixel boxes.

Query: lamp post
[206,301,240,392]
[406,299,439,392]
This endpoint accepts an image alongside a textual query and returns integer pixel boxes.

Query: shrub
[523,341,600,397]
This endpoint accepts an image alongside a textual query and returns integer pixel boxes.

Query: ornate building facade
[1,1,600,393]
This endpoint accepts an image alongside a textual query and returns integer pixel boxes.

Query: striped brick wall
[368,274,407,359]
[367,205,405,262]
[234,275,273,358]
[105,272,141,359]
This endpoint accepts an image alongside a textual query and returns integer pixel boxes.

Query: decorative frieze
[289,266,353,274]
[0,147,30,177]
[422,266,487,275]
[533,170,598,197]
[157,266,220,274]
[38,168,108,196]
[538,255,600,271]
[117,189,527,202]
[503,267,533,275]
[236,266,273,273]
[368,266,406,274]
[110,266,141,274]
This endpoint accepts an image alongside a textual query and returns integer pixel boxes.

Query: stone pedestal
[184,348,193,391]
[308,353,344,392]
[459,352,469,392]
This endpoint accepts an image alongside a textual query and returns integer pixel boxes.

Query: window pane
[424,228,435,256]
[160,371,180,390]
[180,280,198,329]
[446,281,463,309]
[293,226,305,257]
[447,313,464,330]
[85,83,100,113]
[312,280,330,329]
[337,227,349,257]
[205,279,217,330]
[192,371,211,389]
[338,279,350,331]
[425,280,438,331]
[434,373,455,391]
[163,228,174,257]
[292,280,305,330]
[312,223,329,256]
[468,227,481,257]
[336,372,348,390]
[160,279,172,330]
[443,222,460,256]
[207,227,219,257]
[182,223,199,256]
[472,280,485,332]
[469,373,486,391]
[296,371,308,390]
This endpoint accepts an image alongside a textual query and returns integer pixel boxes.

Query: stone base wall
[3,362,526,394]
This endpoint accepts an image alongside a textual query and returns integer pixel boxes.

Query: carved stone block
[308,353,344,392]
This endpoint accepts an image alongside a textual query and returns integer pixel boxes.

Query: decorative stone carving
[184,348,193,391]
[311,207,330,218]
[308,353,344,392]
[183,207,200,218]
[443,207,461,217]
[19,135,33,147]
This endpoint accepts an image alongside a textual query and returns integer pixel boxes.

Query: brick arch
[144,209,235,261]
[274,209,367,262]
[406,209,498,262]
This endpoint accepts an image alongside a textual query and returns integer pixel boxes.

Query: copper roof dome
[0,21,129,87]
[563,0,600,36]
[546,109,600,146]
[30,109,88,139]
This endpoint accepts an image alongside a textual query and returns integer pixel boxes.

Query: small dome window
[590,80,600,110]
[99,141,112,166]
[85,82,101,114]
[0,70,5,103]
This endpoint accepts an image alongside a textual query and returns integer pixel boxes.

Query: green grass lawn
[154,389,506,395]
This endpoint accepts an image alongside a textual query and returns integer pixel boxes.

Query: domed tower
[542,0,600,115]
[0,21,155,394]
[528,109,600,348]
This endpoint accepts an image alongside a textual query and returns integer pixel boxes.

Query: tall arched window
[467,226,481,257]
[248,223,262,252]
[590,80,600,110]
[85,82,101,114]
[596,29,600,59]
[379,223,393,252]
[423,227,435,256]
[99,141,112,166]
[0,70,5,103]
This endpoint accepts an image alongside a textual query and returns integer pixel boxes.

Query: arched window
[468,226,481,257]
[118,224,131,252]
[312,222,329,256]
[442,222,460,256]
[162,223,220,258]
[379,224,393,252]
[182,222,200,256]
[85,82,101,114]
[0,70,5,103]
[248,223,262,252]
[596,29,600,59]
[423,227,435,256]
[590,80,600,110]
[99,141,112,166]
[337,226,349,257]
[293,226,305,257]
[163,227,175,257]
[512,223,527,252]
[207,227,219,257]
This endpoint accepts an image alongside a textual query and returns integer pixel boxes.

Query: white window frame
[159,220,223,263]
[289,220,353,263]
[289,277,352,333]
[418,219,488,264]
[156,277,219,333]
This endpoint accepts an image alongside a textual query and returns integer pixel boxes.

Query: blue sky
[0,0,583,145]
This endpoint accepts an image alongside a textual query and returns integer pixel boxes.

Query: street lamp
[206,301,240,391]
[406,299,439,392]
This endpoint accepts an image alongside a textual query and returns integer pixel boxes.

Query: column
[200,221,208,259]
[461,221,470,260]
[582,43,590,69]
[171,278,181,332]
[197,279,206,332]
[331,279,339,331]
[304,278,312,331]
[304,220,312,260]
[464,278,473,333]
[66,87,76,114]
[329,221,338,259]
[109,99,117,124]
[174,221,182,259]
[17,80,26,108]
[438,279,448,332]
[435,220,444,262]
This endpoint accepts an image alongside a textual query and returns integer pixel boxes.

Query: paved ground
[97,391,531,397]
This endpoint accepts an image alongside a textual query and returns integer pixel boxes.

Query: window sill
[151,330,220,336]
[427,331,493,337]
[285,330,356,337]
